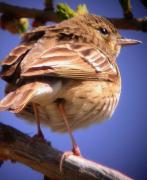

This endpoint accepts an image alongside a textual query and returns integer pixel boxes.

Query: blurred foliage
[17,18,29,33]
[0,14,29,34]
[56,3,77,20]
[76,4,89,15]
[56,3,88,20]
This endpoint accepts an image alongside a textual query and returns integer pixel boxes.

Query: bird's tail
[0,82,39,113]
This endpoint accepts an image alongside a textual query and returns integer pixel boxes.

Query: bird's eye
[98,28,109,35]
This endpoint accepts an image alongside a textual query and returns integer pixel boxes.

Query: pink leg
[57,103,81,156]
[32,103,44,140]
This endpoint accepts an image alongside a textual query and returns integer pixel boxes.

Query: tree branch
[0,122,132,180]
[110,17,147,32]
[0,2,147,32]
[0,2,59,22]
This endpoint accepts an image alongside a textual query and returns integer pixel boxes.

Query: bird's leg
[57,102,81,156]
[32,103,44,140]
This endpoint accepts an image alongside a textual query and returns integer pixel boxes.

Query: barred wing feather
[21,41,117,81]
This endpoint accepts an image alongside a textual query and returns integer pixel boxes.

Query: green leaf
[17,18,29,34]
[76,4,89,14]
[56,3,77,20]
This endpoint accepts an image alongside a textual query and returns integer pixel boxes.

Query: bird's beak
[117,38,142,46]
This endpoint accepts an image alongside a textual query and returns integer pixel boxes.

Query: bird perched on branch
[0,14,141,155]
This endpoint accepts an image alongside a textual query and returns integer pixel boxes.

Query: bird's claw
[60,147,81,173]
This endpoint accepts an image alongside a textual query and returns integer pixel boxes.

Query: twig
[0,2,147,32]
[0,122,132,180]
[110,17,147,32]
[0,2,59,22]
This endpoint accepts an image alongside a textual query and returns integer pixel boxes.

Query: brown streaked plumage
[0,14,141,155]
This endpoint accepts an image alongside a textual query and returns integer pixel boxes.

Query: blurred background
[0,0,147,180]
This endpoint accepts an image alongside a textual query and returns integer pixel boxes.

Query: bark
[0,123,133,180]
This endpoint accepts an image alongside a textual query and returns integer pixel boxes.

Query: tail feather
[0,89,34,113]
[0,82,38,113]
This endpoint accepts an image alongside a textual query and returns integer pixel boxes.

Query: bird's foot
[60,145,81,172]
[72,144,81,156]
[32,129,45,141]
[31,130,51,146]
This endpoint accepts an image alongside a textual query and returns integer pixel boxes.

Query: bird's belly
[18,80,121,133]
[39,80,120,132]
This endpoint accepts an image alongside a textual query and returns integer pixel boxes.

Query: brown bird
[0,14,141,155]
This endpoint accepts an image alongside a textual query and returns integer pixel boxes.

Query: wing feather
[0,43,33,82]
[21,41,117,81]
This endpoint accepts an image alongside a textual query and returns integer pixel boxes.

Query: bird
[0,13,141,156]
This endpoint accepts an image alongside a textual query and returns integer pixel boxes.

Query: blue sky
[0,0,147,180]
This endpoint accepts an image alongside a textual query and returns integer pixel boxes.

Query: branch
[0,2,147,32]
[0,2,59,22]
[110,17,147,32]
[0,123,132,180]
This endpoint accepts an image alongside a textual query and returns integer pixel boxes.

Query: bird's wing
[0,27,46,82]
[21,39,117,81]
[0,43,33,81]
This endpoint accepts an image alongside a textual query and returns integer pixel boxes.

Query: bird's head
[60,14,141,59]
